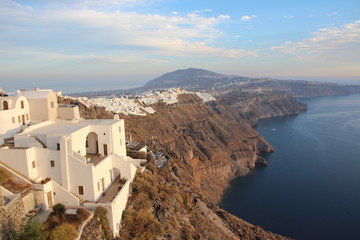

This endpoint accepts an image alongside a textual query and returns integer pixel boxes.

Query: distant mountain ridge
[142,68,360,97]
[71,68,360,98]
[143,68,250,91]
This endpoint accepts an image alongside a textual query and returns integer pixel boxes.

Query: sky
[0,0,359,93]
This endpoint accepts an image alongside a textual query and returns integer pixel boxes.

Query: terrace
[96,176,127,203]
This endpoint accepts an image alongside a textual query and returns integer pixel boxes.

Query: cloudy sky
[0,0,359,93]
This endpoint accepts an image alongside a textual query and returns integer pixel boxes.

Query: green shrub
[75,208,90,223]
[49,224,77,240]
[52,204,66,216]
[94,206,107,220]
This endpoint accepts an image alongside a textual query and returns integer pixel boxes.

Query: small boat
[271,128,277,131]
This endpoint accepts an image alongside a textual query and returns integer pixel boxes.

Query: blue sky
[0,0,359,93]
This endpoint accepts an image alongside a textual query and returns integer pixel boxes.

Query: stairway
[69,191,86,205]
[0,161,35,184]
[31,136,47,148]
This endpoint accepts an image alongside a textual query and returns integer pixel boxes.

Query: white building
[0,88,145,237]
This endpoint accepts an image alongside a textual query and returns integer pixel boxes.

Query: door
[21,115,25,125]
[47,191,53,208]
[103,144,108,156]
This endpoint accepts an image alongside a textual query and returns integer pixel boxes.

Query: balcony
[96,176,127,203]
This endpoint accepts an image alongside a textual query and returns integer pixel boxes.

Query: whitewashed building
[0,88,144,236]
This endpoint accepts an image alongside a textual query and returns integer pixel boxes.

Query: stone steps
[31,136,47,148]
[68,191,86,205]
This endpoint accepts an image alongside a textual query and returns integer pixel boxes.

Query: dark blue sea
[220,94,360,240]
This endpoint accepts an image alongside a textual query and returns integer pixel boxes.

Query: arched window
[2,101,8,110]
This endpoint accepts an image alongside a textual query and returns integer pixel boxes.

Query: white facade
[0,88,144,237]
[0,95,31,142]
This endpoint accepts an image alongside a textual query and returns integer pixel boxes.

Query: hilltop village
[67,88,216,116]
[0,88,148,238]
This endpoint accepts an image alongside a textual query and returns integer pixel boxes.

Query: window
[50,102,54,108]
[86,140,88,148]
[120,139,122,146]
[78,186,84,195]
[97,182,101,191]
[110,169,113,181]
[57,143,60,150]
[32,161,36,168]
[50,160,55,167]
[119,126,121,133]
[12,117,15,123]
[18,116,21,123]
[103,133,106,135]
[2,101,8,110]
[20,100,24,109]
[26,114,29,120]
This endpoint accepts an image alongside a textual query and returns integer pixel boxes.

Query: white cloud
[241,15,257,21]
[218,15,231,19]
[271,20,360,62]
[0,0,256,64]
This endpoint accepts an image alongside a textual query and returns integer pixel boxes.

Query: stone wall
[0,190,26,240]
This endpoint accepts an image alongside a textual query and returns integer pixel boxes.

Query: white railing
[71,151,88,165]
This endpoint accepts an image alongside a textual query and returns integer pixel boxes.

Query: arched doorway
[86,132,98,154]
[2,101,8,110]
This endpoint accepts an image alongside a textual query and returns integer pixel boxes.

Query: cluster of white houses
[0,88,145,237]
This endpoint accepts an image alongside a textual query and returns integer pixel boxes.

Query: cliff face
[122,92,305,203]
[212,91,307,125]
[64,92,303,239]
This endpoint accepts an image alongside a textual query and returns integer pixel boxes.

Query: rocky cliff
[121,92,305,204]
[61,92,304,239]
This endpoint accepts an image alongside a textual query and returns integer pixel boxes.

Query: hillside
[61,91,304,239]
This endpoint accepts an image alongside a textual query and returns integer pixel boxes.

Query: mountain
[142,68,360,97]
[143,68,249,91]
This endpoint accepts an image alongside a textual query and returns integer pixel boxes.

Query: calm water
[221,94,360,240]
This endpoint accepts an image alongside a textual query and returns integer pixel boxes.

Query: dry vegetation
[0,167,31,193]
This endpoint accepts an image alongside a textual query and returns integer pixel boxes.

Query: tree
[52,203,66,216]
[9,218,45,240]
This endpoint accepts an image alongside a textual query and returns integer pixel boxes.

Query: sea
[220,94,360,240]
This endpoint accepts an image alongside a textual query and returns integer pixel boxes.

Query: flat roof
[18,119,120,137]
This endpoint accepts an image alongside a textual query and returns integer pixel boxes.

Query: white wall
[110,120,126,157]
[0,148,38,180]
[51,180,80,206]
[35,148,61,183]
[91,155,114,200]
[0,96,30,138]
[107,179,131,237]
[67,153,95,201]
[58,105,80,120]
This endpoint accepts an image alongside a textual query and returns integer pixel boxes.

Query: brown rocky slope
[60,92,305,239]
